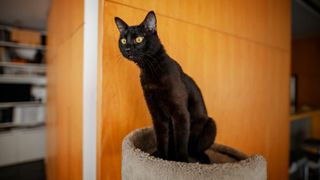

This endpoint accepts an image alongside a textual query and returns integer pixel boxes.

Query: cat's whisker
[138,58,148,75]
[140,57,156,78]
[148,61,160,79]
[142,54,162,79]
[143,54,162,72]
[141,56,160,80]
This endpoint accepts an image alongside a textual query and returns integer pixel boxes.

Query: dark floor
[0,160,46,180]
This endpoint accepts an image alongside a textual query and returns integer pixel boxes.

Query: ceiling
[0,0,51,31]
[0,0,319,39]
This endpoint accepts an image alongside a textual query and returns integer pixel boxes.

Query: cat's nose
[125,48,131,52]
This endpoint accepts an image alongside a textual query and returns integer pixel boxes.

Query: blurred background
[0,0,319,180]
[0,0,49,180]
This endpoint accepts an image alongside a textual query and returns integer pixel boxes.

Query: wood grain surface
[46,0,84,179]
[98,0,290,179]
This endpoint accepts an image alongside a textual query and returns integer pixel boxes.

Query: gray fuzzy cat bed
[122,127,267,180]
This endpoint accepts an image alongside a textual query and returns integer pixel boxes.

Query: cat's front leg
[171,106,190,162]
[152,119,169,159]
[144,92,170,159]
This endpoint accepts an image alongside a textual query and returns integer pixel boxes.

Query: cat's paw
[176,154,190,163]
[151,150,164,159]
[196,153,211,164]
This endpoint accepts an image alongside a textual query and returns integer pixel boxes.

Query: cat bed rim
[122,127,266,169]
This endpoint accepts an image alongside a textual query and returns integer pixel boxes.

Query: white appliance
[13,104,45,125]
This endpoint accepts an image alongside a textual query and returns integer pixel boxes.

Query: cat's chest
[140,71,178,101]
[141,78,168,98]
[142,83,174,109]
[140,74,168,91]
[142,83,166,100]
[142,82,161,91]
[142,85,168,108]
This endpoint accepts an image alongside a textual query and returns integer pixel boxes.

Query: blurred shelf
[0,101,45,108]
[290,110,320,121]
[0,122,45,129]
[0,62,46,70]
[0,24,47,35]
[0,41,46,50]
[0,74,46,85]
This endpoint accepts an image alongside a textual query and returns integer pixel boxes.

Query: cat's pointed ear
[115,17,128,33]
[141,11,157,32]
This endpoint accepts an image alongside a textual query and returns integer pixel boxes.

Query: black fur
[115,11,217,163]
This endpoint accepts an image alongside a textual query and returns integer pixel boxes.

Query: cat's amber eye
[135,36,144,43]
[121,38,126,44]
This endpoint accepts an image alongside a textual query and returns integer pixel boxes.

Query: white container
[13,105,45,125]
[14,48,37,60]
[31,85,47,102]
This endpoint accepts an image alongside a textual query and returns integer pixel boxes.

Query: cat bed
[122,127,267,180]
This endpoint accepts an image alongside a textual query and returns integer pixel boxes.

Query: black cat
[115,11,216,163]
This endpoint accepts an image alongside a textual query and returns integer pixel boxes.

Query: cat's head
[115,11,162,63]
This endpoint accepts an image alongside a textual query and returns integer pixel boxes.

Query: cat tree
[122,127,267,180]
